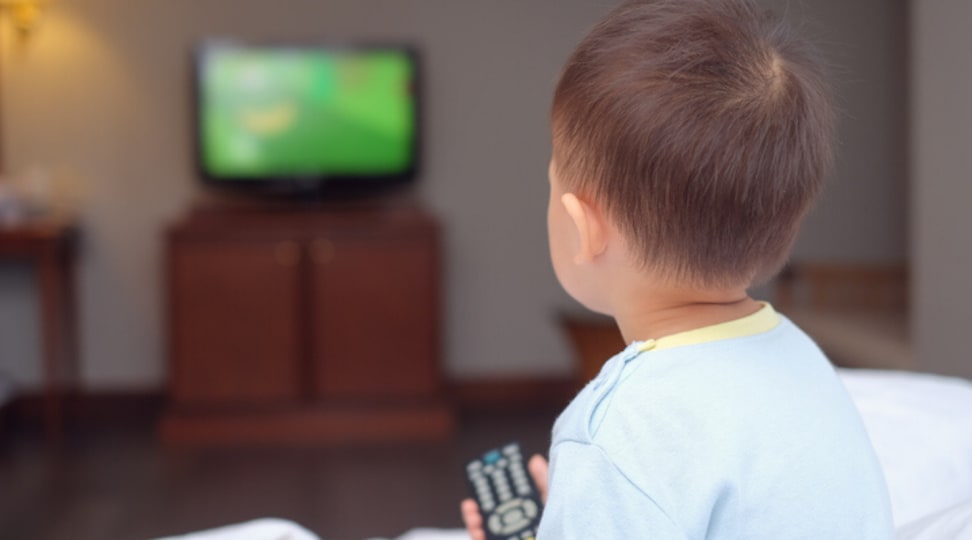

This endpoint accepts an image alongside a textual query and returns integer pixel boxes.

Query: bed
[160,367,972,540]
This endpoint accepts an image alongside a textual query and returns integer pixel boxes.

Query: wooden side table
[0,219,79,443]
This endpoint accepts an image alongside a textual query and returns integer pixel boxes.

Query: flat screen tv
[194,41,419,196]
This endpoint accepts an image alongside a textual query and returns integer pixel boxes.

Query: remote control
[465,442,543,540]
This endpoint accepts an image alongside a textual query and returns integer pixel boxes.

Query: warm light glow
[1,0,44,35]
[12,2,41,33]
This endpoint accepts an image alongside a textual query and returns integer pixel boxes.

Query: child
[462,0,894,538]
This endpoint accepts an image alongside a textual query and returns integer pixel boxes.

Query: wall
[777,0,908,263]
[0,0,908,391]
[911,0,972,379]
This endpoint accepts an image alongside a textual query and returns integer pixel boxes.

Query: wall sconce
[0,0,45,37]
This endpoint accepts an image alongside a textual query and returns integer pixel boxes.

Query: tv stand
[160,204,453,445]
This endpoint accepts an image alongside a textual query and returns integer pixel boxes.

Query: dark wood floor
[0,409,558,540]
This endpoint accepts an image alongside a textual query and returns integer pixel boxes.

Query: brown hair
[552,0,834,288]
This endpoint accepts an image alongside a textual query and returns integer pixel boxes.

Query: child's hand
[460,454,549,539]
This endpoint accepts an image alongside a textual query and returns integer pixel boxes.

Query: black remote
[465,442,543,540]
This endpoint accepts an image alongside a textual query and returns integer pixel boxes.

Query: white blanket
[155,518,320,540]
[839,369,972,527]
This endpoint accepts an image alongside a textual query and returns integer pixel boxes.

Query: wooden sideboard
[159,204,453,445]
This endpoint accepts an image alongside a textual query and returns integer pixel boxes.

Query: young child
[462,0,894,537]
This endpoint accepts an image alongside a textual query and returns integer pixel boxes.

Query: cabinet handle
[311,239,335,265]
[275,241,301,267]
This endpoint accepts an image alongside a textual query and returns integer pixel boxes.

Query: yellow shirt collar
[635,302,780,353]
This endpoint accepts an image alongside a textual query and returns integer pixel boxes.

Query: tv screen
[195,42,419,194]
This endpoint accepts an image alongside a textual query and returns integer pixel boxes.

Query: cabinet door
[169,238,303,405]
[309,230,439,401]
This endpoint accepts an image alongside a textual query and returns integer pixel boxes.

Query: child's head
[548,0,833,303]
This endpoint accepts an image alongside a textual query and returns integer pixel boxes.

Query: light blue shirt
[538,313,894,539]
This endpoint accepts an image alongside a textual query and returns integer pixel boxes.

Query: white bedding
[839,369,972,527]
[155,518,319,540]
[897,499,972,540]
[159,368,972,540]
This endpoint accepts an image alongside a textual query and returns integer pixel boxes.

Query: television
[194,41,420,196]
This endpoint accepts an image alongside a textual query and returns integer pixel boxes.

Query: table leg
[37,248,67,445]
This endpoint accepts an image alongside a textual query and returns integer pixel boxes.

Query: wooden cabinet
[309,232,439,400]
[160,205,453,445]
[169,239,303,405]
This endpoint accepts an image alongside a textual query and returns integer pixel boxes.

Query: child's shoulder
[557,316,844,447]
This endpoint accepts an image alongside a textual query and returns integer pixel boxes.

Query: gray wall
[0,0,908,391]
[912,0,972,379]
[781,0,908,263]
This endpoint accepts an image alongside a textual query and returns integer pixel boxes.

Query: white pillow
[838,369,972,527]
[386,530,467,540]
[896,499,972,540]
[154,518,319,540]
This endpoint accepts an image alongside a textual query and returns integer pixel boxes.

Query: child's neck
[611,286,761,344]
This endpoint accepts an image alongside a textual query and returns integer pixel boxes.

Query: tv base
[162,205,449,446]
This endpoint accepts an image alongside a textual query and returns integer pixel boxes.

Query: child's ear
[561,192,608,264]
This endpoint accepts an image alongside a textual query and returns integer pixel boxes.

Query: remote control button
[497,458,508,468]
[467,461,482,472]
[503,508,525,524]
[483,465,495,474]
[494,477,512,500]
[495,498,526,514]
[523,499,538,518]
[500,516,529,534]
[488,497,536,534]
[499,518,528,534]
[487,514,504,534]
[484,450,501,464]
[503,444,518,455]
[512,479,530,495]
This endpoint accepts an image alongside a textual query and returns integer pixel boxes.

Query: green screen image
[200,46,416,179]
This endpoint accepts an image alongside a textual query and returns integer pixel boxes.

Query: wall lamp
[0,0,45,36]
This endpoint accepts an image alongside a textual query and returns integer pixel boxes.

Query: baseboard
[448,376,578,412]
[1,376,580,435]
[2,390,166,431]
[160,401,455,446]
